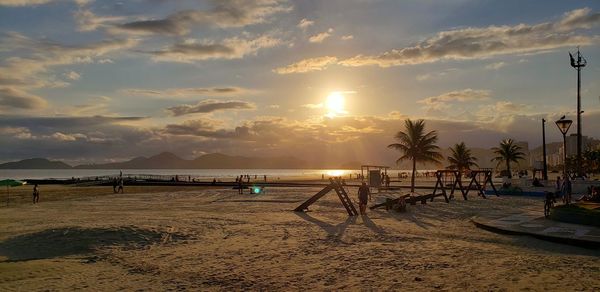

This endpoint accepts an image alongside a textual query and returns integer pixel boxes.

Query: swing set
[432,168,498,199]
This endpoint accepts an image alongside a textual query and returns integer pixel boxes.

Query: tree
[447,142,479,172]
[491,139,525,178]
[388,119,443,192]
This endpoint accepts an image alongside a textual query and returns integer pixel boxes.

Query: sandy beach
[1,184,599,291]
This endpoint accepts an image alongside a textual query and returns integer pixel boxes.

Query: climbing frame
[294,178,358,216]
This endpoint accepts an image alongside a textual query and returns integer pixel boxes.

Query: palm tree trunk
[411,159,416,193]
[506,160,511,178]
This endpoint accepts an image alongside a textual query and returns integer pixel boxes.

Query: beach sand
[1,185,599,291]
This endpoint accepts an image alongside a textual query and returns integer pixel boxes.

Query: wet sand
[1,185,599,291]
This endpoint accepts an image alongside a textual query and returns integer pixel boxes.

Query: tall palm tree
[388,119,443,193]
[447,142,478,172]
[491,139,525,178]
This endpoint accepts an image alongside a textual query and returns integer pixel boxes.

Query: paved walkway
[472,212,600,249]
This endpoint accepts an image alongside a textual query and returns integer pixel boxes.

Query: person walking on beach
[238,179,244,194]
[118,178,124,193]
[32,184,39,204]
[112,178,118,193]
[358,182,371,215]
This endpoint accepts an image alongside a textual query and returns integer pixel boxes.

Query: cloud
[167,99,256,116]
[277,8,600,73]
[147,36,281,63]
[0,33,138,86]
[0,87,47,111]
[485,61,506,70]
[339,8,600,67]
[0,0,90,6]
[98,59,114,64]
[0,0,53,6]
[63,71,81,80]
[341,35,354,41]
[301,103,323,109]
[163,119,246,139]
[0,33,138,105]
[421,89,491,104]
[297,18,314,30]
[123,86,250,98]
[273,56,338,74]
[419,89,491,114]
[74,9,125,32]
[112,0,291,36]
[49,132,79,142]
[308,28,333,43]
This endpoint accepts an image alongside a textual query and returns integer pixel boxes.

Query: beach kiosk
[360,165,390,189]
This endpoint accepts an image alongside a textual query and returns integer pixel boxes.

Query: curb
[471,218,600,249]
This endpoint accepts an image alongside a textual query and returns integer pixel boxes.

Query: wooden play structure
[294,178,359,216]
[465,168,498,198]
[370,168,498,210]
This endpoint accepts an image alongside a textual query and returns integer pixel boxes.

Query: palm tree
[447,142,478,172]
[388,119,443,193]
[491,139,525,178]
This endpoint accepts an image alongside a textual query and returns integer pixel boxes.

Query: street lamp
[542,119,548,180]
[555,118,573,179]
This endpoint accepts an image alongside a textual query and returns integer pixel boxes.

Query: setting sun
[326,92,346,117]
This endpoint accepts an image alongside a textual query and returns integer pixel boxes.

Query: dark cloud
[167,100,256,116]
[113,0,291,35]
[146,36,281,62]
[0,87,47,111]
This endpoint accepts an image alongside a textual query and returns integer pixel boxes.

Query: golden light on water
[325,169,347,176]
[325,92,346,117]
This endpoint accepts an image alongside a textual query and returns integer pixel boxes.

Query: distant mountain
[73,152,308,169]
[75,152,189,169]
[0,158,72,169]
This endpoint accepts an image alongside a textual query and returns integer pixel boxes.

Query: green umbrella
[0,179,25,206]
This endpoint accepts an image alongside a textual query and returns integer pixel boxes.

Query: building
[515,141,530,168]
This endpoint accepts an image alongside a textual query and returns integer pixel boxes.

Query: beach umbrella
[0,179,25,206]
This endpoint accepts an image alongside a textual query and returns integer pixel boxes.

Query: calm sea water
[0,169,429,180]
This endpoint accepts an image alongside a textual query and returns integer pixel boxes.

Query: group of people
[112,177,124,193]
[379,172,391,187]
[555,175,573,204]
[580,185,600,202]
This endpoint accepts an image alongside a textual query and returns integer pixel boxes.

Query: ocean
[0,168,431,180]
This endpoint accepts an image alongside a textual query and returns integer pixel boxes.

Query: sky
[0,0,600,166]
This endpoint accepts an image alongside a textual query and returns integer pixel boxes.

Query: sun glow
[325,92,346,117]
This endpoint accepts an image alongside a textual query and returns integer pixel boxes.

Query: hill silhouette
[72,152,308,169]
[0,158,72,169]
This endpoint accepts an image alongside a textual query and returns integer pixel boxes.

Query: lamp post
[555,118,573,179]
[542,119,548,181]
[569,49,586,177]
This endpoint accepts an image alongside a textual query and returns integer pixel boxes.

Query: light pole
[555,118,573,179]
[542,119,548,181]
[569,49,586,177]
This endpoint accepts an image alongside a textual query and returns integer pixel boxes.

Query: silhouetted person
[238,179,244,194]
[544,191,556,217]
[112,178,118,193]
[562,177,572,204]
[118,178,124,193]
[264,175,267,182]
[385,174,390,187]
[212,178,217,185]
[532,177,543,187]
[358,182,371,215]
[32,184,39,204]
